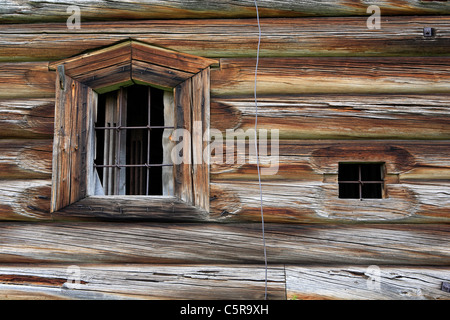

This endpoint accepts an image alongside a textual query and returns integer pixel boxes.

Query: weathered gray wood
[211,95,450,140]
[0,180,51,221]
[0,222,448,265]
[0,264,285,300]
[1,139,449,222]
[210,181,450,223]
[1,1,449,23]
[0,264,448,300]
[211,57,450,96]
[53,196,209,221]
[0,16,449,62]
[286,265,450,300]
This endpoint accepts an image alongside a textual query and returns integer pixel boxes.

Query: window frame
[49,40,217,218]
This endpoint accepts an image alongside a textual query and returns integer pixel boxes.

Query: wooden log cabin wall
[0,0,449,300]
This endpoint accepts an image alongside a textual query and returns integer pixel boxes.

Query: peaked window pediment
[49,40,218,93]
[49,40,217,219]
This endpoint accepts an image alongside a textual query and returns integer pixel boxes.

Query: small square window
[338,163,385,199]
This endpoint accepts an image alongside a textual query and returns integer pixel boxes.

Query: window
[338,163,385,199]
[94,85,173,196]
[49,40,217,216]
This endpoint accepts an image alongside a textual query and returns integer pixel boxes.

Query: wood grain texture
[0,139,52,179]
[52,196,208,222]
[210,181,450,223]
[51,74,88,212]
[211,95,450,140]
[1,0,449,23]
[0,16,449,62]
[0,264,447,300]
[1,139,449,222]
[0,180,51,221]
[191,69,210,211]
[286,266,450,300]
[0,62,55,99]
[2,57,449,99]
[211,57,450,96]
[0,264,285,300]
[0,222,448,265]
[0,99,54,138]
[2,94,449,141]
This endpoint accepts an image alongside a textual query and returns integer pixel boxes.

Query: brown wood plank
[0,264,285,300]
[0,139,52,179]
[52,196,208,222]
[50,73,71,212]
[174,80,193,205]
[191,69,210,211]
[1,16,449,62]
[0,62,55,99]
[0,222,448,265]
[286,265,450,300]
[131,41,218,74]
[81,61,132,94]
[131,60,193,90]
[211,57,450,96]
[1,1,449,23]
[3,57,449,99]
[211,94,450,140]
[0,99,54,138]
[0,179,51,221]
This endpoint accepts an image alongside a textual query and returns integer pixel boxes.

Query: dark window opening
[94,85,171,196]
[338,163,384,199]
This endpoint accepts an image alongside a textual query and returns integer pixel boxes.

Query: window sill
[52,195,208,222]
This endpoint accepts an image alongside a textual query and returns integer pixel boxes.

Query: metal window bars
[338,163,384,200]
[94,87,174,196]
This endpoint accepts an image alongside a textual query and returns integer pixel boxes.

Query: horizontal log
[0,139,52,179]
[211,57,450,96]
[0,179,51,221]
[1,139,449,222]
[211,140,450,179]
[0,264,285,300]
[3,57,450,99]
[0,222,448,265]
[0,62,55,99]
[210,181,450,223]
[4,94,450,140]
[286,266,450,300]
[211,95,450,139]
[0,264,447,300]
[0,16,449,61]
[1,1,449,23]
[0,99,54,138]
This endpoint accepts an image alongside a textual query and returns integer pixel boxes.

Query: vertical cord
[253,0,267,300]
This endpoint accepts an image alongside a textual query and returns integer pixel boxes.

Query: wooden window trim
[49,40,218,219]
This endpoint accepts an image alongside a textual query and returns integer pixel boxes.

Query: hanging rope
[253,0,268,300]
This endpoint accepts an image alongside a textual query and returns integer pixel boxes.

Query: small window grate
[94,85,173,196]
[338,163,385,199]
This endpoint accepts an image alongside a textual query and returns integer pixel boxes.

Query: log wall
[0,1,449,300]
